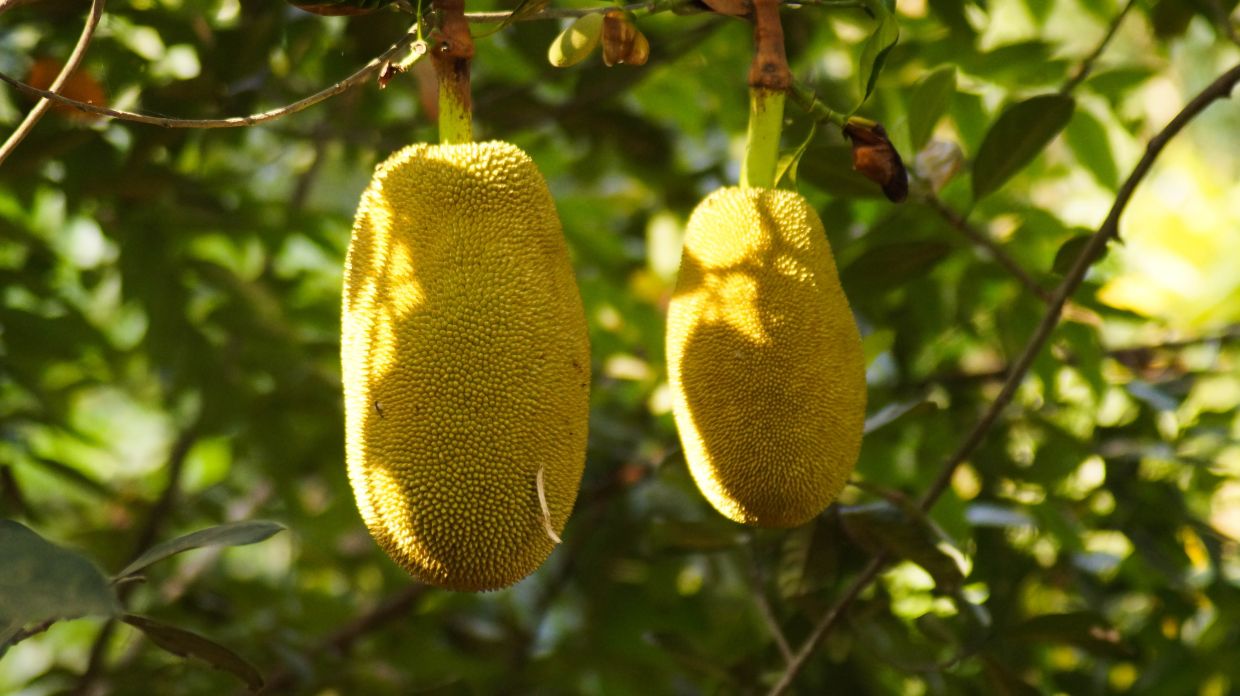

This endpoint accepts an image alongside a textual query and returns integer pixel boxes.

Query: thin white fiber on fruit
[536,465,562,544]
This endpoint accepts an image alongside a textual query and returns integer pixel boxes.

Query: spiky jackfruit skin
[666,187,865,528]
[341,142,590,591]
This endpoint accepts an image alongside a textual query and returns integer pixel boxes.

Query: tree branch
[766,60,1240,696]
[256,585,427,695]
[0,0,104,167]
[0,22,421,129]
[1060,0,1138,95]
[461,0,864,22]
[924,194,1053,303]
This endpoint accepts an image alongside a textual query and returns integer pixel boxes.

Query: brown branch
[748,0,791,91]
[461,0,863,22]
[257,585,427,695]
[747,553,793,664]
[0,0,104,167]
[924,194,1053,303]
[1060,0,1138,95]
[430,0,474,142]
[767,60,1240,696]
[0,23,421,129]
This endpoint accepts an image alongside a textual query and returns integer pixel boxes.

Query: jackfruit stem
[741,0,790,189]
[431,0,474,144]
[741,88,785,189]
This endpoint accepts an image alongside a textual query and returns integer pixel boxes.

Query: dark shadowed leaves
[121,614,264,691]
[0,521,118,647]
[1008,611,1133,659]
[840,502,965,592]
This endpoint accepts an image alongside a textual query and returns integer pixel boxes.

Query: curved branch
[461,0,864,22]
[767,60,1240,696]
[1060,0,1137,95]
[924,194,1053,303]
[0,23,421,129]
[0,0,104,167]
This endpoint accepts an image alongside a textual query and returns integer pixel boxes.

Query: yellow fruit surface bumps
[666,187,866,528]
[341,141,590,591]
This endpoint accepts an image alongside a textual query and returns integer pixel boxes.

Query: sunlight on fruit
[1097,144,1240,329]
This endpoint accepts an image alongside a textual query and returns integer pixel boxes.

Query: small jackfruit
[341,141,590,591]
[666,187,866,528]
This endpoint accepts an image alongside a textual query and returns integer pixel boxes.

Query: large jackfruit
[341,141,590,591]
[666,187,865,528]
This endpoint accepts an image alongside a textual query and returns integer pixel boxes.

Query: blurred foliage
[2,0,1240,694]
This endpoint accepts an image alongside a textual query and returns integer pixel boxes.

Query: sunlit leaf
[907,66,956,151]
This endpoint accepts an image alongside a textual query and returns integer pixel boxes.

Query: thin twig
[0,0,104,167]
[767,61,1240,696]
[747,553,794,664]
[0,23,421,129]
[75,427,199,695]
[1061,0,1138,95]
[244,586,421,694]
[256,585,427,695]
[461,0,863,22]
[924,194,1053,303]
[465,0,683,21]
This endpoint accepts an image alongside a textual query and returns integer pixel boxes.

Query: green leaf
[864,398,936,434]
[907,66,956,151]
[1066,107,1119,190]
[839,502,965,592]
[777,516,840,598]
[1051,233,1095,275]
[972,94,1075,200]
[840,240,953,294]
[0,520,118,646]
[115,520,285,580]
[858,2,900,104]
[798,144,888,198]
[121,614,264,691]
[774,121,818,190]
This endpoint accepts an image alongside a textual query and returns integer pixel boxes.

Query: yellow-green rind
[666,187,865,528]
[341,141,590,591]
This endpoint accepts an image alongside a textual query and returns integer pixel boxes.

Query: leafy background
[2,0,1240,693]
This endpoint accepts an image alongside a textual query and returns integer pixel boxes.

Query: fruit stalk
[740,0,790,189]
[431,0,474,144]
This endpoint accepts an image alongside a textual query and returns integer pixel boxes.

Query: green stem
[740,87,785,189]
[431,0,474,144]
[437,77,472,144]
[788,79,847,129]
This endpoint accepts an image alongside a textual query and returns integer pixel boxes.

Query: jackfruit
[666,187,865,528]
[341,141,590,591]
